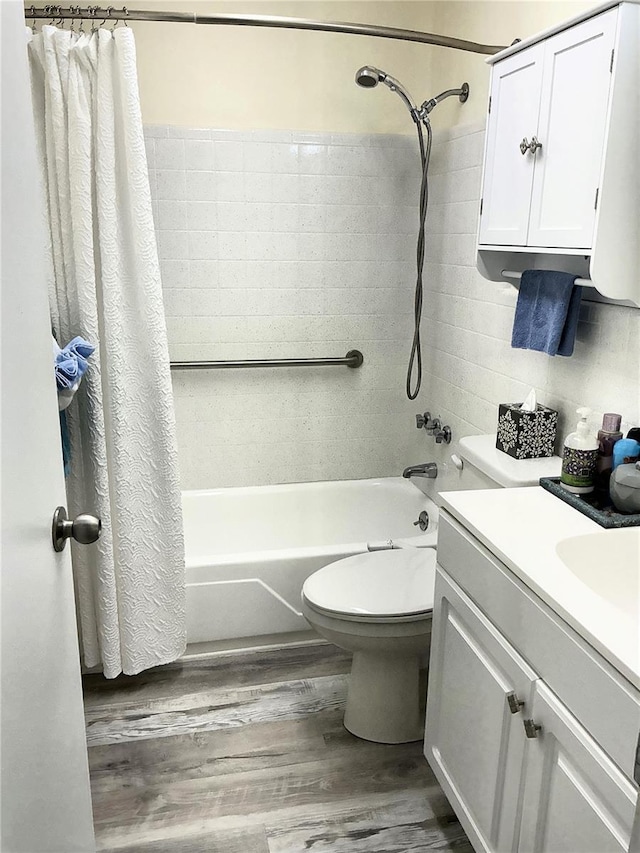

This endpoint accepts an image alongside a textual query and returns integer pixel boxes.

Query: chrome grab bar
[169,349,364,370]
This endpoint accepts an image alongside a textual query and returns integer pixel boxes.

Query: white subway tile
[190,260,219,289]
[188,231,218,260]
[158,230,188,260]
[214,141,244,172]
[155,138,185,170]
[156,171,186,201]
[158,200,187,231]
[185,140,215,171]
[159,258,189,289]
[187,201,218,231]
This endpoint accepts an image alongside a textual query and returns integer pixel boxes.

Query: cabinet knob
[506,691,525,714]
[528,136,543,154]
[520,136,542,156]
[523,718,542,738]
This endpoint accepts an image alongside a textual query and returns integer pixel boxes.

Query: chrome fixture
[170,350,364,370]
[519,136,543,155]
[24,7,507,54]
[435,424,452,445]
[402,462,438,480]
[52,506,102,552]
[356,67,469,400]
[416,411,441,432]
[413,510,430,531]
[416,412,452,444]
[355,66,469,125]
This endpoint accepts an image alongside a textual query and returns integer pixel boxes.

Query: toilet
[302,434,563,744]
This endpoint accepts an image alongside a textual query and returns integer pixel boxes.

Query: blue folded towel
[53,336,95,389]
[511,270,582,357]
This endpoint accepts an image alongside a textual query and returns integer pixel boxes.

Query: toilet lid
[302,549,436,618]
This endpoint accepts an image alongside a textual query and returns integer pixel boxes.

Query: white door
[527,9,618,249]
[518,682,637,853]
[0,2,96,851]
[478,42,544,246]
[424,570,537,853]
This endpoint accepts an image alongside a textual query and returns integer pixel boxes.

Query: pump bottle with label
[560,407,599,494]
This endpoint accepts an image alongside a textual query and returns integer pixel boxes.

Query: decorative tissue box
[496,403,558,459]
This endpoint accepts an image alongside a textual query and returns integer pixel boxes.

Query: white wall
[148,124,427,488]
[136,0,639,493]
[128,0,441,134]
[418,122,640,498]
[427,1,594,129]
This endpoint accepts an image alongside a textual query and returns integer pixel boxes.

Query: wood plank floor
[83,642,473,853]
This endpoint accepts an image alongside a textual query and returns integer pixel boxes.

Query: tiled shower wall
[145,126,427,489]
[421,122,640,494]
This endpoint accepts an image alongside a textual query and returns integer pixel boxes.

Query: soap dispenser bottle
[560,407,599,494]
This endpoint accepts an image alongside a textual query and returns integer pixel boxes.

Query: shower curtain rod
[25,6,506,55]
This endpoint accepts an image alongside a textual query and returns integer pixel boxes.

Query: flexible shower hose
[406,116,432,401]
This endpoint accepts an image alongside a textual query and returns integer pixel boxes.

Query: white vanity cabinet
[518,681,635,853]
[425,511,639,853]
[477,1,640,306]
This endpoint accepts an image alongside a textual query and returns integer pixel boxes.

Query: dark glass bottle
[595,412,622,492]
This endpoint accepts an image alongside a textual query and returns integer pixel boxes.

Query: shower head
[355,65,419,119]
[355,65,385,88]
[356,65,470,125]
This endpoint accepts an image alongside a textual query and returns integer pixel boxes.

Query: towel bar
[501,270,592,287]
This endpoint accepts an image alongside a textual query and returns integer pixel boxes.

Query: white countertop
[439,486,640,691]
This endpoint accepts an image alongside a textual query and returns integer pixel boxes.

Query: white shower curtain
[28,25,186,678]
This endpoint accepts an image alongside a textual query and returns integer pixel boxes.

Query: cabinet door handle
[528,136,542,154]
[519,136,543,156]
[523,718,542,738]
[506,691,525,714]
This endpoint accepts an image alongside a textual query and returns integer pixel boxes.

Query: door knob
[519,137,530,155]
[52,506,102,552]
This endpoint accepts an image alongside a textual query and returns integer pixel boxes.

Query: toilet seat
[302,548,436,621]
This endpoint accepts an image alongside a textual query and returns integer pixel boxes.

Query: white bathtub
[182,477,438,644]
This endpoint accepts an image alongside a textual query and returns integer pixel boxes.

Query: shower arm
[418,83,470,118]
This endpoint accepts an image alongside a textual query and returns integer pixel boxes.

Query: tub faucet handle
[435,425,452,445]
[416,412,439,432]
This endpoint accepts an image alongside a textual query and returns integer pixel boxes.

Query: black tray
[539,477,640,529]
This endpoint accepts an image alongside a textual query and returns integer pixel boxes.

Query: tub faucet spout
[402,462,438,479]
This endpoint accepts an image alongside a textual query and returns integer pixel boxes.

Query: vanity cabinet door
[425,569,537,853]
[527,9,618,249]
[478,42,544,247]
[518,681,637,853]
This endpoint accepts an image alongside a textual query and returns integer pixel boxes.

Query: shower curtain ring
[122,6,129,26]
[30,4,37,33]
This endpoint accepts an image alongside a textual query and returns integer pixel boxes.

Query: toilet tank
[457,434,562,489]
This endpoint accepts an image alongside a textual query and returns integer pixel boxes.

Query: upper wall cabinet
[477,1,640,307]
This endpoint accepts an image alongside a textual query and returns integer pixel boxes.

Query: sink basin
[556,528,640,622]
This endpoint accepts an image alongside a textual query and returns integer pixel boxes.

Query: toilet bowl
[301,434,564,745]
[301,548,437,744]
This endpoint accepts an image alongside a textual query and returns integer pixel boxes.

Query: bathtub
[182,477,438,644]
